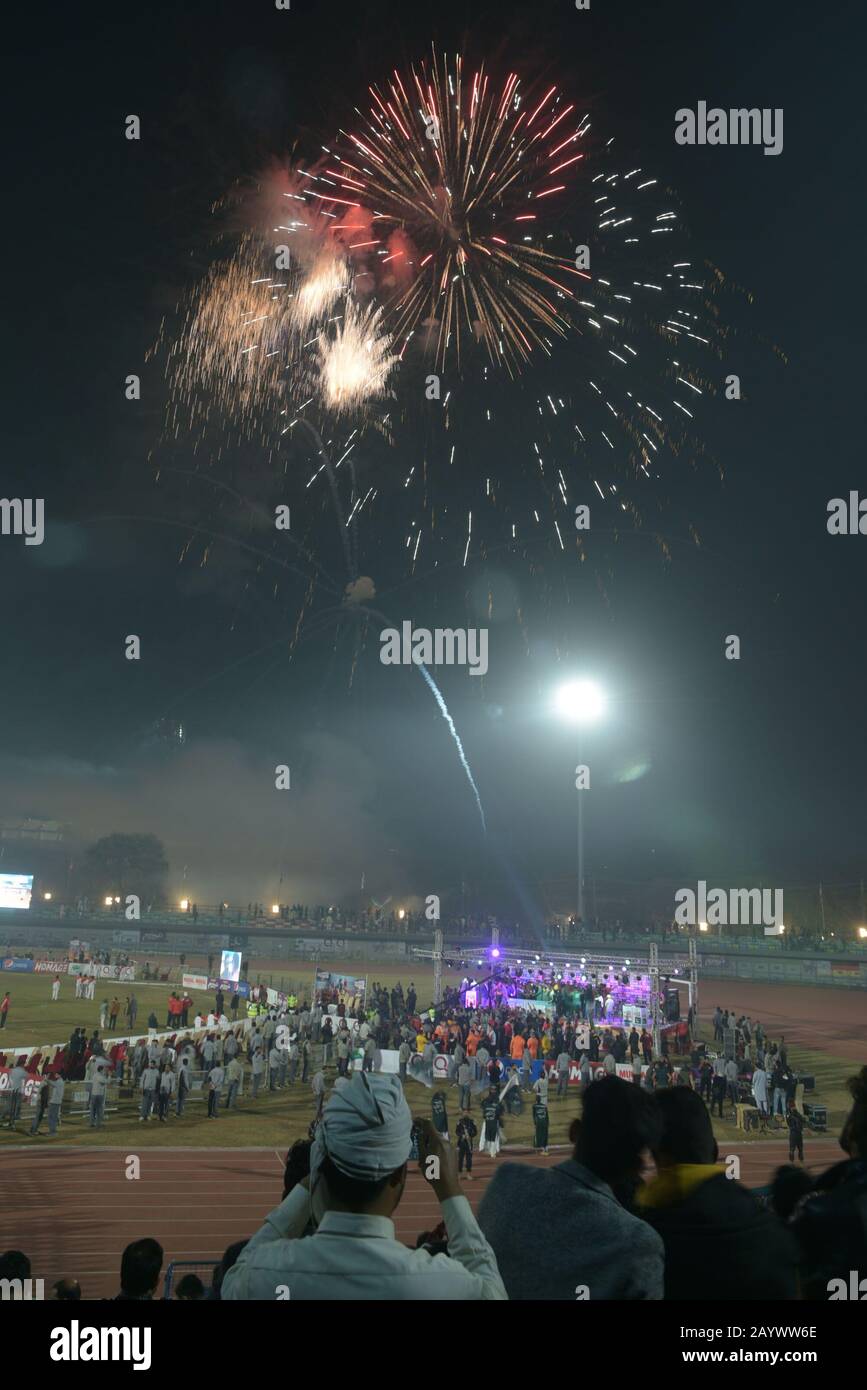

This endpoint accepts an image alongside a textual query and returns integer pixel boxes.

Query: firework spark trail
[415,660,488,835]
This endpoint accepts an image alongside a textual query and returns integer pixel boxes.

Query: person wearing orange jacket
[526,1033,539,1060]
[466,1030,480,1057]
[510,1032,525,1061]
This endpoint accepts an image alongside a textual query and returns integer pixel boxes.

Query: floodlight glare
[554,678,606,724]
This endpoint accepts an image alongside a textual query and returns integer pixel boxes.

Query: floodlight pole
[649,941,661,1055]
[688,937,698,1031]
[577,733,585,925]
[432,928,443,1006]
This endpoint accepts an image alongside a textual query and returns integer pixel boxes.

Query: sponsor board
[112,930,141,947]
[182,973,209,991]
[0,1068,42,1101]
[34,960,66,973]
[0,958,35,973]
[67,963,136,981]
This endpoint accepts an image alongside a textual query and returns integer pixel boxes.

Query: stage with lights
[451,945,696,1034]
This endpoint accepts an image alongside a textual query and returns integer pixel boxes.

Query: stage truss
[413,932,699,1052]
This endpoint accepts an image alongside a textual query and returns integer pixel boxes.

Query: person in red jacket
[0,993,10,1029]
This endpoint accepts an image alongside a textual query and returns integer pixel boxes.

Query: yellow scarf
[637,1163,724,1209]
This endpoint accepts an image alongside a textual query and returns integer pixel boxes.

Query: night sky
[3,0,863,914]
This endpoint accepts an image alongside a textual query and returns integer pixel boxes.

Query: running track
[0,1137,843,1298]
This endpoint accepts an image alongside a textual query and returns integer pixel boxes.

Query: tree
[84,833,169,902]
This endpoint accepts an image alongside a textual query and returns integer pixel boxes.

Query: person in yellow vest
[416,1030,427,1054]
[541,1033,553,1058]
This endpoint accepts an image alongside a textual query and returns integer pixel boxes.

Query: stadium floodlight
[553,678,606,725]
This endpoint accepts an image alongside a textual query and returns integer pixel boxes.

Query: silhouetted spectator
[769,1164,814,1222]
[175,1273,206,1300]
[478,1077,664,1299]
[638,1087,799,1299]
[789,1065,867,1299]
[208,1240,248,1300]
[115,1238,163,1300]
[0,1250,30,1281]
[51,1279,81,1301]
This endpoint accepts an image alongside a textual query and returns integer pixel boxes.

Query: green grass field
[0,959,855,1153]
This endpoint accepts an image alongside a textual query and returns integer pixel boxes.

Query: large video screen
[0,873,34,909]
[219,948,242,985]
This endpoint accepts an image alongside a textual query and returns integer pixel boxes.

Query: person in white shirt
[225,1056,243,1109]
[251,1050,265,1098]
[207,1063,225,1118]
[194,1013,204,1029]
[139,1063,159,1121]
[5,1063,28,1127]
[89,1062,109,1128]
[51,976,61,1002]
[47,1074,65,1135]
[221,1072,507,1301]
[175,1056,191,1116]
[158,1066,176,1122]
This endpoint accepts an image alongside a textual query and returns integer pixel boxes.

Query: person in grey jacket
[477,1076,664,1300]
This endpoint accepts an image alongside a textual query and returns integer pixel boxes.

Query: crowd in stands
[7,894,861,952]
[5,1063,866,1301]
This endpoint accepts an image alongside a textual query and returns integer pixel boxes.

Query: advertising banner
[0,1069,42,1102]
[112,930,141,947]
[0,957,35,973]
[66,963,136,981]
[182,973,209,991]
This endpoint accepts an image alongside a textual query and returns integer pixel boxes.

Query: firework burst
[317,299,397,414]
[313,51,587,372]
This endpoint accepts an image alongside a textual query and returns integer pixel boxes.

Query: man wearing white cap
[221,1071,506,1300]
